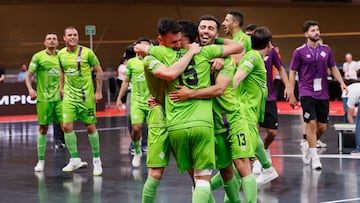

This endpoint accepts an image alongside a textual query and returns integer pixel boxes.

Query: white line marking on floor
[320,197,360,203]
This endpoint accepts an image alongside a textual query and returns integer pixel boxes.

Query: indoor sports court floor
[1,101,360,203]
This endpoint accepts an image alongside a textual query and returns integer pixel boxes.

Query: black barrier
[0,82,105,116]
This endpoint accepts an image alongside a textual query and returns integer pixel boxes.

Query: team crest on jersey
[64,68,78,76]
[263,55,269,61]
[136,73,146,81]
[320,51,327,58]
[49,68,60,76]
[306,54,311,58]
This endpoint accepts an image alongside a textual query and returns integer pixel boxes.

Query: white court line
[75,126,127,133]
[273,154,360,159]
[320,198,360,203]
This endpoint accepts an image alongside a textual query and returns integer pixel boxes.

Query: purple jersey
[264,47,283,101]
[290,43,336,100]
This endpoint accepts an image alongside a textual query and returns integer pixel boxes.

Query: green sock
[192,185,211,203]
[210,171,224,190]
[255,136,271,169]
[223,176,241,203]
[133,140,141,155]
[242,174,257,203]
[88,131,100,157]
[64,131,78,158]
[37,134,47,160]
[142,176,160,203]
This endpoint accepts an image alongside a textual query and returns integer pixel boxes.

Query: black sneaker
[141,146,148,153]
[128,144,135,155]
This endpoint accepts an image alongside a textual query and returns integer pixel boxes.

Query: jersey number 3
[178,59,198,86]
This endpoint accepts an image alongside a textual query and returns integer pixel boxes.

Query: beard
[309,36,320,42]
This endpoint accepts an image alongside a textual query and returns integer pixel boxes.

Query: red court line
[277,101,344,116]
[0,101,344,123]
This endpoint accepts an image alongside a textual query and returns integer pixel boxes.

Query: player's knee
[149,168,164,180]
[132,124,142,134]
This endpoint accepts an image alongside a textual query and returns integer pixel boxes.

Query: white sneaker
[311,156,322,170]
[132,168,143,181]
[34,160,45,172]
[350,150,360,156]
[252,160,262,175]
[256,166,279,185]
[265,149,272,164]
[300,139,307,147]
[316,140,327,148]
[301,141,311,165]
[62,158,88,172]
[93,157,103,176]
[132,152,142,168]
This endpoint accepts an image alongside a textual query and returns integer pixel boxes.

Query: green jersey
[28,50,61,102]
[235,50,268,123]
[212,56,240,134]
[148,45,224,131]
[58,45,100,102]
[143,45,182,105]
[233,31,252,53]
[126,57,150,108]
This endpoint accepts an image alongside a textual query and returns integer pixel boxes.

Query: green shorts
[169,126,215,173]
[130,104,149,125]
[215,132,233,169]
[229,120,257,159]
[36,100,63,125]
[62,100,97,124]
[146,105,170,167]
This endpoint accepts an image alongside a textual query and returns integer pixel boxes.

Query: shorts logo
[304,112,310,119]
[158,152,165,160]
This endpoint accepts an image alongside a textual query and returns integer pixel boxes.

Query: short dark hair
[136,37,152,44]
[157,18,182,36]
[245,24,259,33]
[198,15,220,31]
[125,44,136,60]
[178,20,198,43]
[228,10,244,26]
[46,31,57,35]
[302,20,319,33]
[251,26,272,50]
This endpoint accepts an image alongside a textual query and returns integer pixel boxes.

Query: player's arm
[25,71,36,99]
[221,38,244,58]
[288,69,298,108]
[169,74,230,101]
[233,68,248,89]
[330,65,348,94]
[60,68,64,98]
[116,77,130,110]
[0,72,5,82]
[93,64,103,102]
[278,66,294,101]
[153,43,201,81]
[134,44,151,56]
